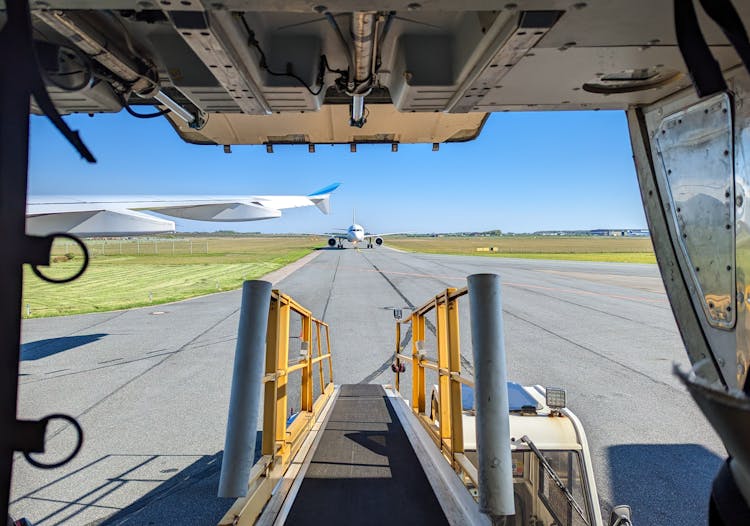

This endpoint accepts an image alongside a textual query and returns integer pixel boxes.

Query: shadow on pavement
[100,435,262,525]
[21,334,107,361]
[606,443,723,525]
[98,452,232,526]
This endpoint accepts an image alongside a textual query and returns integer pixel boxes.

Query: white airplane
[26,183,339,237]
[326,211,401,249]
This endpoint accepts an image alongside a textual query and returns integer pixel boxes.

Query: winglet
[308,183,340,214]
[308,183,341,197]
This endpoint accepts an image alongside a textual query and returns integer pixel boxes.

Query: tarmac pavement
[10,246,725,525]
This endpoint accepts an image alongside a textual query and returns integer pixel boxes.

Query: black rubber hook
[30,233,90,284]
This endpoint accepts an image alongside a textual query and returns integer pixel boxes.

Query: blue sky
[29,109,646,234]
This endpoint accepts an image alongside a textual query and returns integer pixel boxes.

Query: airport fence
[51,237,211,257]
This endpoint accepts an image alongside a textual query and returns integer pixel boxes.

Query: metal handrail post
[262,294,280,457]
[275,297,290,459]
[467,274,515,522]
[316,322,325,396]
[447,291,464,459]
[301,315,313,413]
[325,324,333,384]
[437,296,452,452]
[395,322,402,392]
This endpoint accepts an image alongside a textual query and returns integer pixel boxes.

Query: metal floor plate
[284,384,449,525]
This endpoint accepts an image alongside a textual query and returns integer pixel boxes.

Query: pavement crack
[320,252,342,322]
[360,253,474,376]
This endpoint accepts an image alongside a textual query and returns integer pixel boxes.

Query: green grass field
[385,236,656,264]
[23,234,655,318]
[23,236,323,318]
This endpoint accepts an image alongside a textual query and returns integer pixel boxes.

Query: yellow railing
[220,290,334,526]
[393,287,479,489]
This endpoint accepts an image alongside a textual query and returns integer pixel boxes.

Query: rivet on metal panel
[737,195,744,207]
[719,358,726,367]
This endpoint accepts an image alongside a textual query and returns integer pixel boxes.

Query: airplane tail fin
[352,208,356,224]
[307,183,340,214]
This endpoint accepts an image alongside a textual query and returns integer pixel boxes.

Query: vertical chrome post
[218,280,273,497]
[467,273,515,523]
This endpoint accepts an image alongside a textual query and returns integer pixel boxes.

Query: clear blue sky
[29,109,646,234]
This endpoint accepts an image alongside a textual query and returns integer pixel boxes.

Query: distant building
[590,229,650,237]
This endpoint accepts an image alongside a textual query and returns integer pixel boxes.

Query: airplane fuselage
[347,224,365,245]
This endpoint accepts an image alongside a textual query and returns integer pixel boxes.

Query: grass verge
[22,236,319,318]
[385,236,656,264]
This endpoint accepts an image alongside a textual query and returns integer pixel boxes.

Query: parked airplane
[326,211,401,248]
[26,183,339,236]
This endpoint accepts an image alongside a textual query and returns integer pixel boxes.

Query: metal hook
[21,413,84,470]
[30,233,90,284]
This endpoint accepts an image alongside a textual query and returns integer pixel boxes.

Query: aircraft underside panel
[26,209,176,236]
[12,1,750,145]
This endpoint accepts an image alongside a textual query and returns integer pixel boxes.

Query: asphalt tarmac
[10,246,725,525]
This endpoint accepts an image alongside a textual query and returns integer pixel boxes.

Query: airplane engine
[328,238,337,247]
[375,237,383,246]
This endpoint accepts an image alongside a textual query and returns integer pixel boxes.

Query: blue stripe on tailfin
[308,183,341,196]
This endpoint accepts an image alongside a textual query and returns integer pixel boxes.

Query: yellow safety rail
[220,290,334,526]
[393,287,480,490]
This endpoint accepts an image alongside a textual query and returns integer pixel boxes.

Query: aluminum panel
[654,93,736,330]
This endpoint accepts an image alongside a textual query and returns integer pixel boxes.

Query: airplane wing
[26,183,339,236]
[322,232,348,240]
[364,232,404,239]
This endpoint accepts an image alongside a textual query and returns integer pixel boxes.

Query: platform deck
[285,384,449,525]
